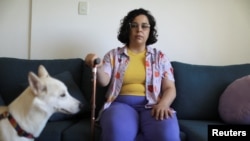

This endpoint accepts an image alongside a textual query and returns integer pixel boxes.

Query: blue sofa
[0,57,249,141]
[171,61,250,141]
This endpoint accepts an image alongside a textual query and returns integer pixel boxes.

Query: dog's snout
[79,103,84,109]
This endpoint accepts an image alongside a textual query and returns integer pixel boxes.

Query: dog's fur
[0,65,82,141]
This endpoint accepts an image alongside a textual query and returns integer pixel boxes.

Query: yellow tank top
[120,49,146,96]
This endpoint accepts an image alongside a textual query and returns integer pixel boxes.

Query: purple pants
[99,95,181,141]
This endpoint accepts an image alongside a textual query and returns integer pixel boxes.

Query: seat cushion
[37,120,76,141]
[62,119,94,141]
[179,119,224,141]
[218,75,250,124]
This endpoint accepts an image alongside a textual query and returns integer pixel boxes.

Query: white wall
[0,0,30,59]
[1,0,250,65]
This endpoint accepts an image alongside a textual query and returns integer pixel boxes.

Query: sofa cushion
[179,119,224,141]
[37,120,75,141]
[62,119,95,141]
[171,61,250,120]
[218,75,250,124]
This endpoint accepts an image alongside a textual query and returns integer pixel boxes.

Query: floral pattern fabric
[100,46,174,111]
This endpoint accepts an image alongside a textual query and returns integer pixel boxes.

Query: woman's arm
[151,78,176,120]
[96,65,110,87]
[85,53,110,87]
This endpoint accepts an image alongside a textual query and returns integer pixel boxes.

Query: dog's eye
[60,93,66,97]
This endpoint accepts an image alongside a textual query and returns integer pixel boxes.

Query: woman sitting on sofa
[85,8,180,141]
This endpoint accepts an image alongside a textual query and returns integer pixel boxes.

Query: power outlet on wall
[78,1,88,15]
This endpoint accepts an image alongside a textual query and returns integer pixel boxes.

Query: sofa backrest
[171,61,250,120]
[0,57,84,105]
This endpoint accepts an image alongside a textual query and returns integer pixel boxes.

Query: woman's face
[129,14,150,46]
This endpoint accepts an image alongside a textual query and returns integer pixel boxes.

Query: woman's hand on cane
[85,53,102,68]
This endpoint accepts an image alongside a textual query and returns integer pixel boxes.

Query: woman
[85,8,180,141]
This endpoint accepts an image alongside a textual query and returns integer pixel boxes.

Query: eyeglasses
[129,22,150,30]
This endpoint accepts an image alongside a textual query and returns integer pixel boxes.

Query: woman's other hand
[151,104,175,120]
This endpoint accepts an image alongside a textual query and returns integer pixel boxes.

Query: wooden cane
[91,58,100,141]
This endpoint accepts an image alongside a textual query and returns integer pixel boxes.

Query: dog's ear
[38,65,49,78]
[28,72,46,96]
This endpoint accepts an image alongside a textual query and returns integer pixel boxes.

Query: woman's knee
[141,113,180,141]
[100,102,139,141]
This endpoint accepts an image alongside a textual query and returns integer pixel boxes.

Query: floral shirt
[99,46,175,113]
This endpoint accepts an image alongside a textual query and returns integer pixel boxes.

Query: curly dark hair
[117,8,158,46]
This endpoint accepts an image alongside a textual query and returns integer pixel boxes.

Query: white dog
[0,65,82,141]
